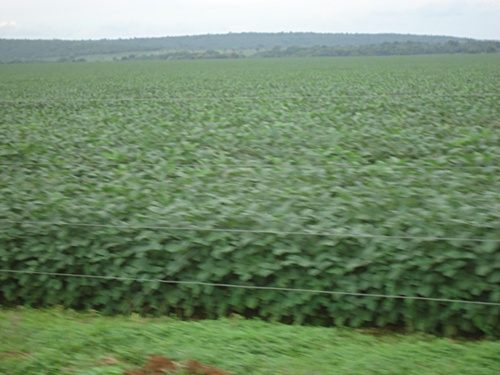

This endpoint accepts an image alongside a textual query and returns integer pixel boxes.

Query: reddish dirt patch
[124,354,232,375]
[183,359,232,375]
[124,354,176,375]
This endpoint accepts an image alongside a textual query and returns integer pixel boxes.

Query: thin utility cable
[0,93,499,103]
[1,269,499,306]
[0,160,499,170]
[2,219,499,242]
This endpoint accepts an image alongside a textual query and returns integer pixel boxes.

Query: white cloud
[0,20,19,28]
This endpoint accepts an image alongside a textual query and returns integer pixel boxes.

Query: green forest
[1,32,499,62]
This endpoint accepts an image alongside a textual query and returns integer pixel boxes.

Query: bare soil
[124,354,232,375]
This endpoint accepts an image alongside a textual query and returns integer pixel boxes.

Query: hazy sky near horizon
[1,0,499,40]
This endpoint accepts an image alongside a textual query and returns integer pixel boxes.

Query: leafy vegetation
[0,56,499,336]
[1,32,497,63]
[111,40,500,62]
[1,307,500,375]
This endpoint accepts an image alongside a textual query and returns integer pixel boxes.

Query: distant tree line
[116,50,241,61]
[111,40,500,62]
[0,33,498,63]
[252,40,500,58]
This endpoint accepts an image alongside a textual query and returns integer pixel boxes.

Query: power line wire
[1,269,498,306]
[0,93,499,104]
[2,220,499,242]
[0,160,498,170]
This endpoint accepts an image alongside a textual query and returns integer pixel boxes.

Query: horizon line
[1,31,493,42]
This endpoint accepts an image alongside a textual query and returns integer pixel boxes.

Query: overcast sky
[1,0,499,40]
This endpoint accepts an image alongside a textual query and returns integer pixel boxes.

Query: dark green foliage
[110,40,500,62]
[252,40,500,58]
[1,56,499,336]
[0,32,496,63]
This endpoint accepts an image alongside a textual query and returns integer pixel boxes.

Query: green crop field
[1,55,499,336]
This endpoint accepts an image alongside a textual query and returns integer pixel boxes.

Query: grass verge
[0,307,499,374]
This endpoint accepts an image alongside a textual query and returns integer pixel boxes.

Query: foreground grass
[0,308,499,374]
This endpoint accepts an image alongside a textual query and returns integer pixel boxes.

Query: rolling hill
[0,32,496,62]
